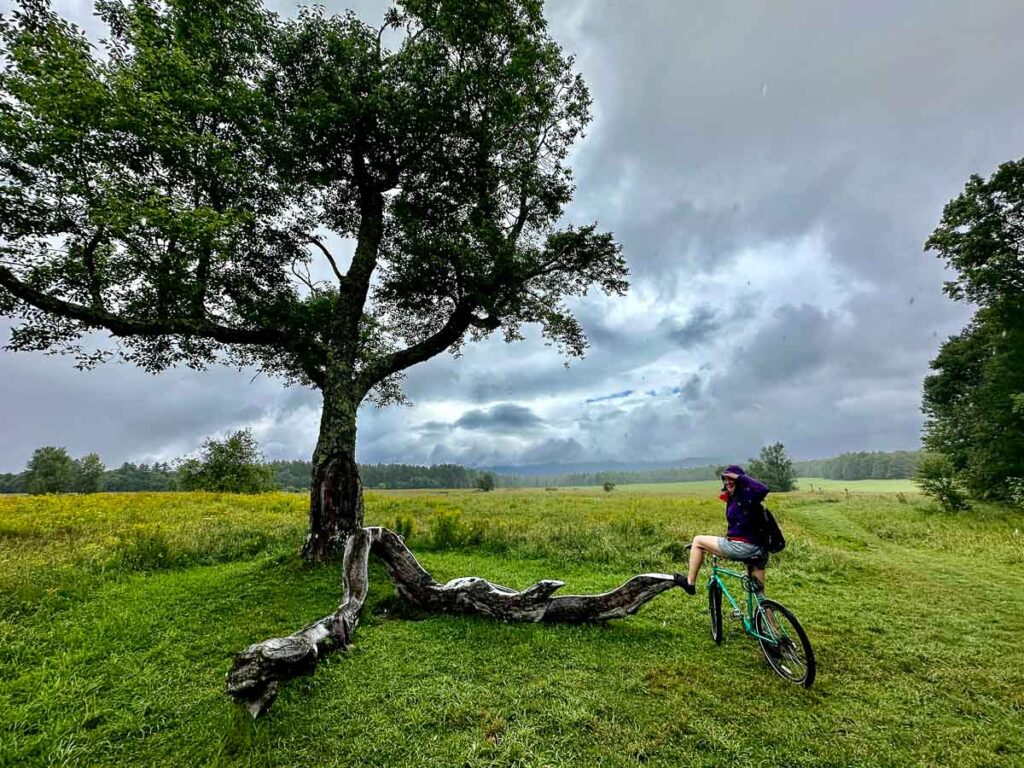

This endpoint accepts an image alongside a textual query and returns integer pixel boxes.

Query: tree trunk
[301,389,363,562]
[228,527,679,717]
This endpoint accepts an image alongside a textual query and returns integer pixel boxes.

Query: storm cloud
[1,0,1022,471]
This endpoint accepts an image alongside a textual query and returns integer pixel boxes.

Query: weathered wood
[227,526,678,716]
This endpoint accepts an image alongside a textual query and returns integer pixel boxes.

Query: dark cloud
[413,420,454,436]
[454,404,545,432]
[736,304,834,385]
[659,306,722,348]
[519,438,586,465]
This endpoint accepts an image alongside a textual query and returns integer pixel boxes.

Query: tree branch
[290,259,316,293]
[508,182,531,244]
[226,527,679,717]
[81,227,106,310]
[356,301,473,396]
[0,264,289,346]
[308,236,344,284]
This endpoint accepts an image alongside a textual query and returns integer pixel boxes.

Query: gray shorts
[717,538,769,568]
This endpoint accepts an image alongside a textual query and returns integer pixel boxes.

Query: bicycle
[686,543,816,687]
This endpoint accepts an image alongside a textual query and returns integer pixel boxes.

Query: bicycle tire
[754,599,816,688]
[708,580,723,645]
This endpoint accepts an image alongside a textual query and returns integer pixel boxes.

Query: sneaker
[673,572,696,595]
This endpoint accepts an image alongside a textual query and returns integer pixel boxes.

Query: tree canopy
[178,429,274,493]
[747,442,797,492]
[923,158,1024,498]
[0,0,625,393]
[22,446,77,494]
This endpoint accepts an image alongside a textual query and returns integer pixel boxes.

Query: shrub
[1007,478,1024,509]
[660,541,690,563]
[915,454,971,511]
[394,515,414,540]
[603,481,615,492]
[427,510,485,549]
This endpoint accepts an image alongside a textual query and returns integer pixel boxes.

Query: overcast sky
[2,0,1023,472]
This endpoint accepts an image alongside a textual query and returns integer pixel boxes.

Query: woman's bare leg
[687,534,726,585]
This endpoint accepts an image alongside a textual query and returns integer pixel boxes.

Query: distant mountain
[484,458,722,477]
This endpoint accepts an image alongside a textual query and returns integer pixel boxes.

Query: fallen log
[226,526,679,717]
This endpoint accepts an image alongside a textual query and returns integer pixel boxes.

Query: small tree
[603,481,615,492]
[748,442,797,492]
[915,454,971,511]
[74,453,105,493]
[477,472,496,493]
[179,430,274,494]
[23,446,76,494]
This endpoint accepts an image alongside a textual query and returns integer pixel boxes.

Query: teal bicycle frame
[698,546,817,687]
[707,555,776,643]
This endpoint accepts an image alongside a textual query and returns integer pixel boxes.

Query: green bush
[1007,478,1024,509]
[915,454,971,511]
[427,510,485,549]
[660,541,690,563]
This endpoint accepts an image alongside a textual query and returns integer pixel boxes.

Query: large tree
[923,158,1024,498]
[0,0,626,558]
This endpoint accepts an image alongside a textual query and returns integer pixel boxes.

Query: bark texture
[301,391,363,562]
[227,526,678,716]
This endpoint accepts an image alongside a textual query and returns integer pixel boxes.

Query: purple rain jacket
[725,472,770,543]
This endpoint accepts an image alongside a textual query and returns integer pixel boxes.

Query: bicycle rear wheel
[708,580,723,645]
[754,599,816,688]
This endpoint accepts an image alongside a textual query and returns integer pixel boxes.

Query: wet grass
[1,487,1022,767]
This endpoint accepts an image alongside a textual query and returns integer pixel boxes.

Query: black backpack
[754,502,786,553]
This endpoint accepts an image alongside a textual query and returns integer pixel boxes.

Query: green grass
[1,489,1022,767]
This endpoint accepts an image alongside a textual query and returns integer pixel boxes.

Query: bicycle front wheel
[708,581,723,645]
[754,599,816,688]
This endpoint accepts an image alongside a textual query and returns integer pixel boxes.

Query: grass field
[1,486,1022,767]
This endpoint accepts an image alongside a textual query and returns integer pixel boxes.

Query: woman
[674,464,770,594]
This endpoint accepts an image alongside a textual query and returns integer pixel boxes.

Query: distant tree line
[792,451,921,481]
[0,442,923,495]
[269,462,484,492]
[0,449,181,494]
[493,465,723,488]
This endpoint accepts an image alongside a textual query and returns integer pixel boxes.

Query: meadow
[1,481,1022,767]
